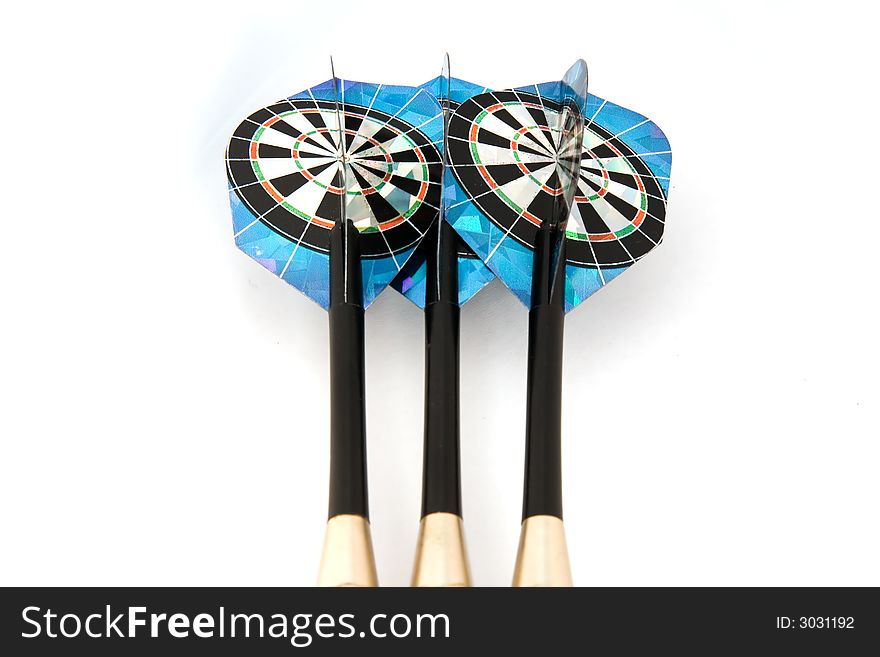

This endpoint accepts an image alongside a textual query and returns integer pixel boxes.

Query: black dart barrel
[522,222,567,520]
[421,219,462,517]
[327,211,368,519]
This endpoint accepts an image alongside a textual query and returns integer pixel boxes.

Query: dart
[225,61,443,586]
[390,58,494,587]
[444,61,672,585]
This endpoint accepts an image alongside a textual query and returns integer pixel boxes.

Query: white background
[1,0,878,587]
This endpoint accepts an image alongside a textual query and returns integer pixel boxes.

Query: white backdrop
[1,0,878,586]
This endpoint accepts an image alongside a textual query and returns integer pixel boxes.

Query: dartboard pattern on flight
[226,81,443,308]
[445,85,671,310]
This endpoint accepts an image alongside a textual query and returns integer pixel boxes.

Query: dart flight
[226,61,444,586]
[444,59,671,585]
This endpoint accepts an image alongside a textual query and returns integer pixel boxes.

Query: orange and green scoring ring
[467,101,651,243]
[566,128,648,242]
[249,110,429,232]
[469,101,564,227]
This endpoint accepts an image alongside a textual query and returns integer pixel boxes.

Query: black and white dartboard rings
[448,90,666,268]
[228,97,442,257]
